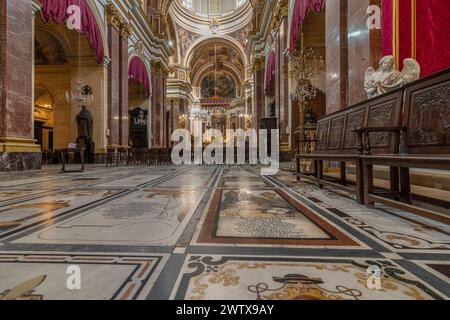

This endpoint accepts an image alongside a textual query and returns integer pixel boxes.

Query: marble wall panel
[107,25,121,146]
[119,35,129,146]
[325,0,346,114]
[347,0,372,106]
[0,153,42,172]
[0,0,33,139]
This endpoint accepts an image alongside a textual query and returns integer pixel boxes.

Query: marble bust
[364,55,420,98]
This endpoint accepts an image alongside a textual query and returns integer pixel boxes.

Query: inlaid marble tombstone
[364,55,420,98]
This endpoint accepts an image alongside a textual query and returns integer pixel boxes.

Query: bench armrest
[352,127,406,155]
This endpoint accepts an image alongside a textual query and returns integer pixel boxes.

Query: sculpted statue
[76,105,93,138]
[364,56,420,98]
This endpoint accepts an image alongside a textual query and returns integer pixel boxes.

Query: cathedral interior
[0,0,449,301]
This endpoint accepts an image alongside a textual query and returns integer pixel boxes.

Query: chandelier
[289,33,325,109]
[65,79,94,107]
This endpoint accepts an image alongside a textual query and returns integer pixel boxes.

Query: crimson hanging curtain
[415,0,450,76]
[129,56,150,95]
[382,0,450,76]
[38,0,104,63]
[265,51,276,95]
[381,0,394,57]
[290,0,325,50]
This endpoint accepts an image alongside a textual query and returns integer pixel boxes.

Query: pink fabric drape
[128,56,150,95]
[265,51,276,94]
[290,0,325,50]
[38,0,104,63]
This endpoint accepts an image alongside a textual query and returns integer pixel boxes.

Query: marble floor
[0,165,449,300]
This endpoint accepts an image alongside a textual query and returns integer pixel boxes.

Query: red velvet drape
[416,0,450,76]
[290,0,325,50]
[128,56,150,95]
[265,51,276,94]
[38,0,104,63]
[381,0,393,57]
[382,0,450,76]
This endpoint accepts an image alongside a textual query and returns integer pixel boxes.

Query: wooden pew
[360,69,450,223]
[296,89,403,204]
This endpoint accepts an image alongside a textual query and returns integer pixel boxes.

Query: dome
[179,0,248,18]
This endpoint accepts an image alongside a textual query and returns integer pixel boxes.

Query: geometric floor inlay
[172,255,447,300]
[0,164,449,300]
[0,253,166,300]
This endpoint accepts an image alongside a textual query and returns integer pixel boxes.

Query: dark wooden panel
[404,70,450,154]
[316,119,329,151]
[327,115,345,150]
[343,107,367,149]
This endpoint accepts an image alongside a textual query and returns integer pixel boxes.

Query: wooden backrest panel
[343,105,367,150]
[365,90,403,154]
[327,115,345,150]
[403,69,450,154]
[314,89,403,154]
[316,119,329,151]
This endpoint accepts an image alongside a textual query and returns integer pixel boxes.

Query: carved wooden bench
[296,89,403,204]
[360,69,450,223]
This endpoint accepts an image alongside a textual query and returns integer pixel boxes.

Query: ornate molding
[121,22,133,39]
[270,0,288,33]
[106,4,133,39]
[106,4,122,31]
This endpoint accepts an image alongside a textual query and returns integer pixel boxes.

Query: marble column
[119,24,131,147]
[275,17,290,154]
[325,0,382,113]
[325,0,348,114]
[162,70,168,148]
[0,0,41,172]
[151,62,165,148]
[347,0,382,106]
[106,6,121,147]
[253,58,265,131]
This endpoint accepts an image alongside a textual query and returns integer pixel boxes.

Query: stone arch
[183,35,248,67]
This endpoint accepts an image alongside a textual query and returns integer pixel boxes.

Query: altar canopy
[38,0,104,63]
[128,56,150,95]
[290,0,325,50]
[382,0,450,76]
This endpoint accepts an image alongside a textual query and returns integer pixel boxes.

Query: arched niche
[128,55,152,148]
[34,8,109,157]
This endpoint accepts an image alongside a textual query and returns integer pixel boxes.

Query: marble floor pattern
[0,165,449,300]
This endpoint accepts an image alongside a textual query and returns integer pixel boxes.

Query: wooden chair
[106,147,117,167]
[117,147,129,166]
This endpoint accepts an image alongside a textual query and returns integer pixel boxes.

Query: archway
[34,1,107,164]
[128,56,151,149]
[34,86,54,156]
